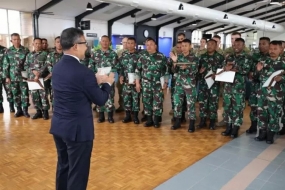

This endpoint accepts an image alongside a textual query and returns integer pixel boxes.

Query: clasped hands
[96,72,115,85]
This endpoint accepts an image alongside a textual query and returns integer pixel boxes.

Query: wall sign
[86,33,98,37]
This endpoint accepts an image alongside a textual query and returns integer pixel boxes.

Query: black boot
[133,111,139,124]
[171,116,175,122]
[197,117,207,128]
[97,112,105,123]
[0,103,3,113]
[122,111,132,123]
[171,117,181,130]
[231,125,240,138]
[108,111,114,123]
[23,107,30,118]
[209,119,215,130]
[246,121,257,134]
[154,115,160,128]
[277,124,285,135]
[43,110,49,120]
[32,109,42,119]
[221,123,232,136]
[266,130,275,144]
[188,120,195,133]
[14,106,23,117]
[181,112,186,123]
[141,114,147,122]
[144,115,153,127]
[9,102,15,112]
[254,129,267,141]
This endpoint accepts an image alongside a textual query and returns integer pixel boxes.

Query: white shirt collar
[64,54,80,62]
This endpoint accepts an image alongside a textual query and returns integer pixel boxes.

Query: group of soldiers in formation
[0,31,285,144]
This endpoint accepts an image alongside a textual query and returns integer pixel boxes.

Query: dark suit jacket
[50,55,111,142]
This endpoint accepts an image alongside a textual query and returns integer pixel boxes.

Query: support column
[223,33,227,49]
[32,13,39,38]
[107,21,113,38]
[155,26,160,49]
[173,28,178,46]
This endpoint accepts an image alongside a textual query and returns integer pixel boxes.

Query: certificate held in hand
[215,68,235,83]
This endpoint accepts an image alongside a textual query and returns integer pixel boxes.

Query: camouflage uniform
[46,50,63,105]
[116,49,127,112]
[118,51,140,123]
[0,45,14,112]
[193,48,207,57]
[135,51,168,127]
[216,48,224,55]
[254,56,285,143]
[25,51,50,113]
[88,49,118,123]
[42,49,52,97]
[221,51,251,138]
[80,51,90,67]
[246,51,269,134]
[2,45,30,117]
[197,51,224,129]
[172,52,199,132]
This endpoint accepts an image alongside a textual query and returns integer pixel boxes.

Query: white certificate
[215,68,235,83]
[98,67,111,75]
[262,70,283,87]
[128,73,135,84]
[27,78,45,90]
[204,70,214,89]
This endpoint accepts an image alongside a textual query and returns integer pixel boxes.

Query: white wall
[112,22,134,35]
[257,30,285,41]
[159,27,173,38]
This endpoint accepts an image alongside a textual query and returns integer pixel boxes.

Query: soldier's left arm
[235,55,251,75]
[162,55,170,81]
[110,51,118,73]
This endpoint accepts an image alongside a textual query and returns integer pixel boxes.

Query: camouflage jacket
[118,51,140,82]
[193,48,207,58]
[224,46,250,57]
[24,51,48,79]
[255,56,285,99]
[198,51,225,81]
[224,51,251,94]
[88,49,118,73]
[117,49,127,58]
[135,51,169,82]
[216,48,224,55]
[46,50,63,73]
[0,45,7,78]
[2,45,30,82]
[250,51,270,81]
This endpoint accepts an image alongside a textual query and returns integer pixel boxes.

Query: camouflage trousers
[44,79,52,99]
[223,93,245,126]
[174,78,197,120]
[142,79,164,116]
[248,81,259,122]
[30,89,50,110]
[0,79,13,103]
[171,76,176,109]
[96,84,115,112]
[116,80,124,107]
[10,81,29,107]
[122,84,140,111]
[282,100,285,124]
[198,82,219,120]
[257,88,283,132]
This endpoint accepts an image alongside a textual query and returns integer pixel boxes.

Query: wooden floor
[0,90,250,190]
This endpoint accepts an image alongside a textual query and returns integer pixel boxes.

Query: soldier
[254,41,285,144]
[2,33,30,117]
[115,37,128,113]
[193,37,207,57]
[24,38,50,119]
[169,39,199,132]
[0,45,14,113]
[171,33,185,54]
[41,38,49,52]
[89,35,118,123]
[41,38,52,99]
[221,38,251,138]
[246,37,270,134]
[118,37,140,124]
[46,36,63,106]
[197,39,224,130]
[81,49,91,67]
[135,38,168,128]
[212,35,224,55]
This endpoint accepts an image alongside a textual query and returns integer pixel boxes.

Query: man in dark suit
[50,27,114,190]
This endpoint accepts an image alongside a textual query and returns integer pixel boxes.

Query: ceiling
[1,0,285,33]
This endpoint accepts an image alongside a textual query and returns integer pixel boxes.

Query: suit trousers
[53,135,93,190]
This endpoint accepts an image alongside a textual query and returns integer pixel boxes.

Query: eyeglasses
[76,41,88,45]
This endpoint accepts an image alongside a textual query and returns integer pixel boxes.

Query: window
[191,30,202,45]
[218,33,224,48]
[226,34,231,48]
[8,10,21,35]
[0,9,8,34]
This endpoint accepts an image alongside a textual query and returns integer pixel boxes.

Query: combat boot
[171,117,181,130]
[246,121,257,134]
[9,102,15,112]
[23,107,30,118]
[141,114,147,122]
[133,111,139,124]
[255,128,267,141]
[153,115,160,128]
[0,103,3,113]
[97,112,105,123]
[266,130,275,144]
[14,106,23,117]
[32,109,42,119]
[108,111,114,123]
[209,119,215,130]
[144,115,153,127]
[122,111,132,123]
[277,124,285,135]
[43,110,49,120]
[231,125,240,138]
[181,112,186,123]
[221,123,232,136]
[197,117,207,128]
[188,120,195,133]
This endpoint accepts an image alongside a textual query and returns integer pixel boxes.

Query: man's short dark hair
[177,33,185,37]
[235,38,245,44]
[146,37,157,45]
[232,32,241,37]
[182,39,191,44]
[207,39,217,45]
[41,38,47,42]
[55,36,60,41]
[176,41,182,44]
[11,33,20,38]
[213,35,221,40]
[127,37,136,43]
[259,37,270,43]
[60,27,84,51]
[270,40,282,46]
[201,37,207,42]
[34,37,42,42]
[101,35,110,41]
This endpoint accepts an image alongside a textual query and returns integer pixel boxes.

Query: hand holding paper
[256,62,263,71]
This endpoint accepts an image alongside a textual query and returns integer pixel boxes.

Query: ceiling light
[223,14,228,20]
[177,20,181,24]
[86,2,93,11]
[151,14,156,20]
[131,14,135,18]
[192,22,197,25]
[220,25,224,29]
[178,3,184,10]
[272,25,275,29]
[252,20,256,25]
